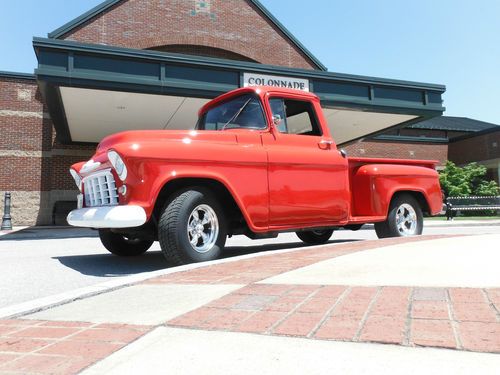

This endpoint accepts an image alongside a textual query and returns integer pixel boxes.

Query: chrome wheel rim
[187,204,219,253]
[395,203,418,236]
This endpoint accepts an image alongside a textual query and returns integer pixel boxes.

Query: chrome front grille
[83,169,119,207]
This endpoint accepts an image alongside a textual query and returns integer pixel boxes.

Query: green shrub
[439,161,499,198]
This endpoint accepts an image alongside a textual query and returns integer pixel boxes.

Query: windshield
[197,94,266,130]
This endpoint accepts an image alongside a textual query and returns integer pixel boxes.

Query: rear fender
[351,164,442,217]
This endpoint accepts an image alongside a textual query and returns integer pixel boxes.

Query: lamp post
[1,192,12,231]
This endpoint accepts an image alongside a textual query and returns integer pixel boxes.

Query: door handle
[318,140,333,150]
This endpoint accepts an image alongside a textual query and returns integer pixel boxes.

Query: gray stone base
[0,190,79,226]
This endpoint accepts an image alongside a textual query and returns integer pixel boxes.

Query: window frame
[266,95,323,137]
[196,93,269,132]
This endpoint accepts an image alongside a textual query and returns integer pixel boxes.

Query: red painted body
[71,87,442,233]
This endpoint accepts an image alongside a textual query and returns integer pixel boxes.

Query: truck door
[262,97,349,227]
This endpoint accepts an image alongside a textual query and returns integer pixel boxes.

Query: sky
[1,0,499,124]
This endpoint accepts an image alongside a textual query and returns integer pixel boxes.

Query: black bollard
[1,192,12,230]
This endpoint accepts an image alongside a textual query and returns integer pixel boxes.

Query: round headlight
[107,150,128,181]
[69,169,82,192]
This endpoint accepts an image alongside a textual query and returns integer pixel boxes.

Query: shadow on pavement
[53,251,168,277]
[0,227,98,241]
[52,239,361,277]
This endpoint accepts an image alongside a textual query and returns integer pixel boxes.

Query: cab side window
[269,98,322,136]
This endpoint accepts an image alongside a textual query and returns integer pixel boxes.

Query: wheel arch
[390,190,430,215]
[151,177,251,235]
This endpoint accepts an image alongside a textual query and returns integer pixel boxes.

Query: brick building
[449,126,500,183]
[1,0,449,225]
[345,117,500,176]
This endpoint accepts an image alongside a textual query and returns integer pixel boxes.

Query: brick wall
[60,0,319,70]
[449,130,500,165]
[344,140,449,166]
[150,44,258,62]
[0,76,94,225]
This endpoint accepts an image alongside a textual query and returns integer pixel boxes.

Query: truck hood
[96,130,238,154]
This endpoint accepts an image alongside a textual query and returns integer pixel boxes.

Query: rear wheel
[98,229,153,256]
[375,194,423,238]
[296,229,334,244]
[158,189,227,265]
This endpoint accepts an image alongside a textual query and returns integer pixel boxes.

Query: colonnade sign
[243,73,310,92]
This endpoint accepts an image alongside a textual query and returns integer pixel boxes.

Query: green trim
[372,134,449,144]
[0,71,36,80]
[47,0,327,71]
[37,81,72,143]
[33,37,446,145]
[33,37,446,91]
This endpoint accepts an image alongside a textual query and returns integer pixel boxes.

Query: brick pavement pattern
[167,284,500,353]
[0,320,151,374]
[146,235,500,354]
[1,235,499,374]
[144,235,453,285]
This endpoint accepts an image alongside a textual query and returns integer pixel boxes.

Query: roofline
[409,116,500,132]
[0,71,36,80]
[32,37,446,91]
[249,0,327,71]
[48,0,121,39]
[47,0,328,71]
[449,124,500,143]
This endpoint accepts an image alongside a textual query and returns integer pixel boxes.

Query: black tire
[158,188,227,265]
[375,194,423,238]
[296,229,334,244]
[98,229,153,256]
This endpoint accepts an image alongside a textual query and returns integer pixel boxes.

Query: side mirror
[272,114,282,127]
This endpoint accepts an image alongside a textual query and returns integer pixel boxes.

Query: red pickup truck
[68,86,442,265]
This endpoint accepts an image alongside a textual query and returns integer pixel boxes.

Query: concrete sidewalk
[0,234,499,374]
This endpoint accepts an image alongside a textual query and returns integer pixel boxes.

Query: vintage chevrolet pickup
[67,86,442,265]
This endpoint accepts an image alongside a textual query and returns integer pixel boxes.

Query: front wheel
[99,229,153,256]
[158,189,227,265]
[296,229,334,244]
[375,194,423,238]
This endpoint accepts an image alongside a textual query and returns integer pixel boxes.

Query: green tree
[439,161,499,197]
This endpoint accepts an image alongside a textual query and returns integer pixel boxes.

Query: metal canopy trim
[33,37,446,145]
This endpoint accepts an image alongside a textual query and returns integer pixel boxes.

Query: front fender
[124,159,269,232]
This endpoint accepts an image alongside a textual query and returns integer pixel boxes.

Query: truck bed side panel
[349,161,442,217]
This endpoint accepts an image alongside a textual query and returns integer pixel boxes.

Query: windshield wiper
[221,98,252,131]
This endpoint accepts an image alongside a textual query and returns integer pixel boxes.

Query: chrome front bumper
[67,205,147,228]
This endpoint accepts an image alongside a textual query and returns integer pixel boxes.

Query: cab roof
[198,86,319,116]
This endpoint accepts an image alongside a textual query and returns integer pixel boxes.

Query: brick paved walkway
[0,320,151,374]
[144,235,453,285]
[167,284,500,353]
[1,234,499,374]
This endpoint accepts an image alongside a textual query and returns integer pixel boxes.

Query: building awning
[33,37,446,145]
